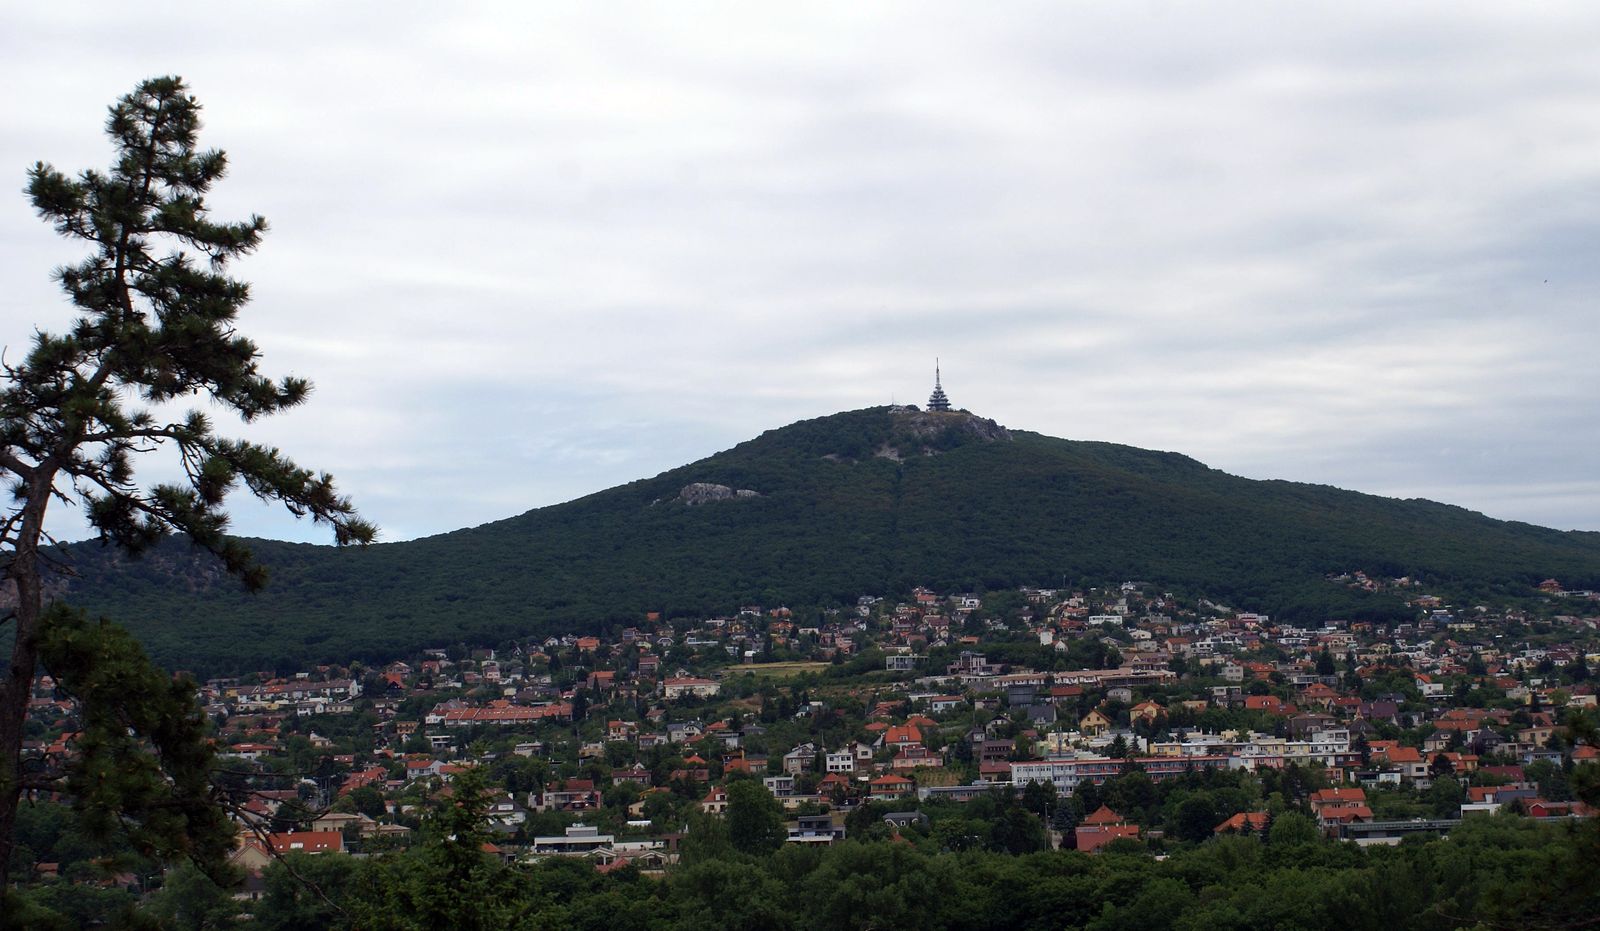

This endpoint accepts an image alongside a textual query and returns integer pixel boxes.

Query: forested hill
[54,406,1600,674]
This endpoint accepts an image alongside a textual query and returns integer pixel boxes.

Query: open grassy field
[721,661,831,680]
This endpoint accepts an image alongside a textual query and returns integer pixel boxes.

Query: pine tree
[0,77,374,883]
[347,767,522,931]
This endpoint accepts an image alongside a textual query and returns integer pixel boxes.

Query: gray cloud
[3,1,1599,545]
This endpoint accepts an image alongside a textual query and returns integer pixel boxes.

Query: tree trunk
[0,577,40,892]
[0,489,48,890]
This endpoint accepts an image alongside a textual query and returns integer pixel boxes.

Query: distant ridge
[55,406,1600,673]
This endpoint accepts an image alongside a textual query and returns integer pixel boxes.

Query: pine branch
[215,791,350,920]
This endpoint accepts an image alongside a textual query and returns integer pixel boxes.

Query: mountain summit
[59,406,1600,672]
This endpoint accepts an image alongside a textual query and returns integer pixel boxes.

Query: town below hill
[16,574,1600,926]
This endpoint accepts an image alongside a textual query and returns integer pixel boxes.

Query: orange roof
[1215,811,1270,834]
[883,724,923,745]
[1075,823,1140,853]
[1318,805,1373,823]
[268,831,343,854]
[1082,805,1125,826]
[1243,695,1295,714]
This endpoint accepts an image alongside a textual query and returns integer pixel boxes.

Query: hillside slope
[55,406,1600,673]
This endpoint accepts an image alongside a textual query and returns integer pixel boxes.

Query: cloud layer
[4,2,1599,543]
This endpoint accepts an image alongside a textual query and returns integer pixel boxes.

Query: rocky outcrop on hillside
[877,406,1011,458]
[678,483,762,506]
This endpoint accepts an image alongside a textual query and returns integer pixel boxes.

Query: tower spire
[927,359,952,411]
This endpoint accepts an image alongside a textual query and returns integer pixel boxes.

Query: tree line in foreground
[12,765,1600,931]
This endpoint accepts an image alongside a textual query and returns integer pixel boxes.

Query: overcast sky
[4,2,1599,544]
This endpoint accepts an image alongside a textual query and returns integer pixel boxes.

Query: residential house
[885,654,919,672]
[1525,800,1594,819]
[662,677,721,700]
[1074,806,1140,853]
[787,814,846,845]
[1243,695,1294,716]
[1376,746,1428,782]
[868,774,915,802]
[1310,788,1372,834]
[531,824,615,855]
[534,779,600,812]
[783,743,820,774]
[311,812,376,835]
[1414,674,1445,698]
[892,746,941,770]
[1214,811,1270,835]
[879,724,924,751]
[1079,710,1112,737]
[701,786,729,814]
[1130,701,1165,724]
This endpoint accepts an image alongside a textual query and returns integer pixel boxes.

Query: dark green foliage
[36,603,234,868]
[1266,811,1319,847]
[1173,796,1219,844]
[910,788,1049,855]
[665,858,793,930]
[774,842,949,928]
[9,74,373,578]
[55,407,1600,674]
[252,852,357,931]
[344,768,526,930]
[7,881,144,929]
[1426,776,1465,819]
[726,779,786,856]
[346,786,386,821]
[230,807,1600,931]
[143,860,244,929]
[676,808,734,865]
